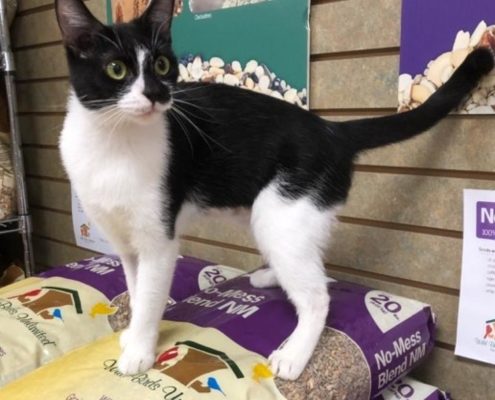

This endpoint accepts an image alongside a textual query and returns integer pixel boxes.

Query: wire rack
[0,0,35,276]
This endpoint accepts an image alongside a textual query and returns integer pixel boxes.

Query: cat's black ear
[140,0,175,36]
[55,0,104,50]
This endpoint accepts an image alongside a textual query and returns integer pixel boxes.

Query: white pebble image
[178,54,308,108]
[398,21,495,114]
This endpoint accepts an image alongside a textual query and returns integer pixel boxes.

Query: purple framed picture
[399,0,495,114]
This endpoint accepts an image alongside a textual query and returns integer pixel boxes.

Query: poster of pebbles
[108,0,310,108]
[399,0,495,114]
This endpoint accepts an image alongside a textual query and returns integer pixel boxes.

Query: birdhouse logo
[80,223,90,238]
[9,286,83,321]
[153,340,244,395]
[483,319,495,340]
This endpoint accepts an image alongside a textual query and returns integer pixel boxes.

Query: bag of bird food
[0,255,243,386]
[0,270,435,399]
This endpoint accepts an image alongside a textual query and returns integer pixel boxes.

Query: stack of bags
[0,255,449,399]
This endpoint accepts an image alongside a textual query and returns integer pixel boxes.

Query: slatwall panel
[12,0,495,397]
[12,0,105,269]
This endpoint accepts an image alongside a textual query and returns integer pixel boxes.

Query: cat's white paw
[249,268,279,289]
[117,330,157,375]
[268,347,306,381]
[118,342,156,375]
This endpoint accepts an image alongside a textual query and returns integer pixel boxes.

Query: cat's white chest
[60,97,169,213]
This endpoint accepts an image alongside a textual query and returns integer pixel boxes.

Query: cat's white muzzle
[118,99,171,125]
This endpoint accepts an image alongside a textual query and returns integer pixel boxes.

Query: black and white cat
[55,0,494,380]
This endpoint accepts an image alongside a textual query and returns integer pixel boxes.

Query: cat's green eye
[105,60,127,80]
[154,56,170,76]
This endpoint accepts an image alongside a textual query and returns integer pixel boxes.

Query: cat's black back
[167,82,354,217]
[165,48,493,231]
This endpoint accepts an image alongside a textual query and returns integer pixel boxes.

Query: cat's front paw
[119,328,131,350]
[118,345,156,375]
[269,347,307,381]
[117,331,157,375]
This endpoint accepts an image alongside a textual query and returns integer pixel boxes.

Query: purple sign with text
[399,0,495,114]
[476,201,495,240]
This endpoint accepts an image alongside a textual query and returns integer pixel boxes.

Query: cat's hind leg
[251,183,339,380]
[249,267,279,288]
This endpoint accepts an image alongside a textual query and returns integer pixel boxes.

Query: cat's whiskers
[171,99,219,125]
[83,99,121,108]
[95,32,121,51]
[171,89,228,115]
[94,105,125,128]
[168,108,194,156]
[96,108,128,149]
[111,27,125,51]
[171,106,208,150]
[171,86,210,95]
[151,20,169,51]
[94,104,120,119]
[171,105,212,152]
[108,110,128,139]
[172,98,218,115]
[48,123,65,133]
[84,98,120,103]
[172,103,231,153]
[97,111,121,128]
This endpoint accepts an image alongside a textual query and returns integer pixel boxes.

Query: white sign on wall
[71,189,114,254]
[456,189,495,365]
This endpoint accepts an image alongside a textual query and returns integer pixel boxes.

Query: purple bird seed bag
[163,272,436,399]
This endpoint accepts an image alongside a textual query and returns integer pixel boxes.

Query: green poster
[108,0,310,107]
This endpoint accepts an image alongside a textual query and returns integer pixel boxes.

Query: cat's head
[55,0,178,125]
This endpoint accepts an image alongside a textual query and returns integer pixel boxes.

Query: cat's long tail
[338,47,494,154]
